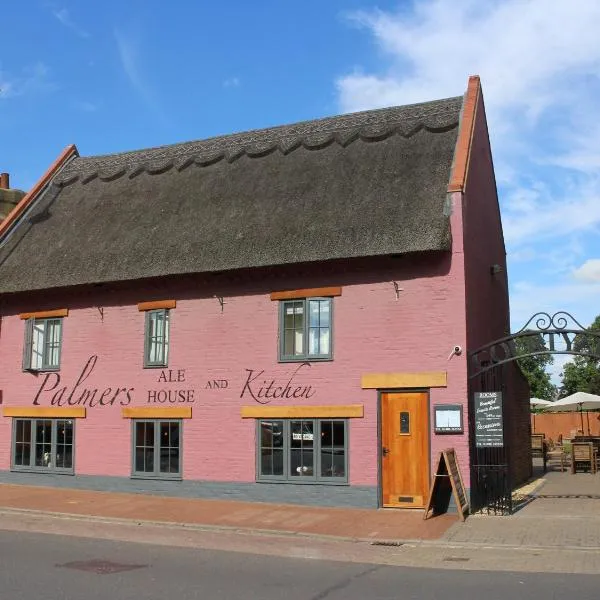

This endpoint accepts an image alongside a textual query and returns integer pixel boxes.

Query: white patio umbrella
[548,392,600,434]
[530,398,553,407]
[530,398,553,433]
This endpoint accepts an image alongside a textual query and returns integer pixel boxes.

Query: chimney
[0,173,26,223]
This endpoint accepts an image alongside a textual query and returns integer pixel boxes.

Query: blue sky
[2,1,600,379]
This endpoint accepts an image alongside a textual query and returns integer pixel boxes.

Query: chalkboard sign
[423,448,469,521]
[474,391,504,448]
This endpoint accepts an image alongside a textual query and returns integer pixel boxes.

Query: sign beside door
[381,392,429,508]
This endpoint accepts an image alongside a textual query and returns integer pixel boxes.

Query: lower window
[257,419,347,483]
[132,420,182,479]
[12,418,74,473]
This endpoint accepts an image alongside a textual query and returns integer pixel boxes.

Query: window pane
[308,300,331,356]
[44,319,62,369]
[159,421,180,474]
[259,421,284,477]
[55,420,73,469]
[320,420,345,478]
[135,421,155,473]
[283,302,304,357]
[34,420,53,468]
[31,320,45,370]
[290,420,314,477]
[148,311,169,365]
[14,420,32,466]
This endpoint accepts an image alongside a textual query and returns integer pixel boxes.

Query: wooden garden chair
[531,433,547,472]
[571,442,598,474]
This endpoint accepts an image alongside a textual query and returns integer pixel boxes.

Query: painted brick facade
[0,246,469,493]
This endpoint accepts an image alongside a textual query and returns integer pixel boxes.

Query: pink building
[0,76,528,510]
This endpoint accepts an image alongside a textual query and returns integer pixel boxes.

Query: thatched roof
[0,95,463,294]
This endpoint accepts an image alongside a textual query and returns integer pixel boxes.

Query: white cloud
[114,29,167,125]
[53,8,89,39]
[502,178,600,246]
[573,259,600,283]
[337,1,600,117]
[72,100,99,112]
[510,280,600,332]
[223,77,241,88]
[0,63,54,99]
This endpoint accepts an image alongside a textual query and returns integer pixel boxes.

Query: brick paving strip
[0,483,456,542]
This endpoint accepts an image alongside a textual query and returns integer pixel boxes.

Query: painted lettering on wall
[206,380,228,389]
[147,369,196,404]
[33,355,134,407]
[240,362,316,404]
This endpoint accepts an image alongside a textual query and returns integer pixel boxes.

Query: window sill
[278,357,333,364]
[143,364,169,370]
[131,474,182,481]
[23,367,61,373]
[10,467,74,475]
[256,479,348,486]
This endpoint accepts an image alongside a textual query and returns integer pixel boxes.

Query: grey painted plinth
[0,471,378,508]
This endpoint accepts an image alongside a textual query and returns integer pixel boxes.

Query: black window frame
[22,317,63,372]
[256,418,348,484]
[144,308,170,368]
[131,419,182,480]
[278,297,333,362]
[11,418,75,474]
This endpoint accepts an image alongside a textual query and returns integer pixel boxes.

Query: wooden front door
[381,392,429,508]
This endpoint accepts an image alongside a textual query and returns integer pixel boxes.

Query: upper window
[279,298,332,361]
[258,419,347,483]
[22,318,63,371]
[12,418,74,473]
[144,309,170,368]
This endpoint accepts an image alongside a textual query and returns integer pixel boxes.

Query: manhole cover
[58,560,147,575]
[443,557,470,562]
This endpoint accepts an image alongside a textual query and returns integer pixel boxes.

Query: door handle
[382,446,390,457]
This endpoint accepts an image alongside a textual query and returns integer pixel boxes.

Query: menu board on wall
[474,391,504,448]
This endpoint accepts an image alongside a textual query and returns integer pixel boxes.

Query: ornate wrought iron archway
[470,311,600,379]
[468,311,600,515]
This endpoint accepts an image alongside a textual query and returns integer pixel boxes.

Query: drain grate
[536,494,600,499]
[370,541,404,547]
[58,560,147,575]
[443,557,470,562]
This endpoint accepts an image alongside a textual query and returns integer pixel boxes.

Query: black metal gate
[467,311,600,515]
[468,363,512,514]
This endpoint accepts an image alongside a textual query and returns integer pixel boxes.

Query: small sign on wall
[434,404,463,434]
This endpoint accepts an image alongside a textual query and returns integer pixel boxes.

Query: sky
[2,0,600,379]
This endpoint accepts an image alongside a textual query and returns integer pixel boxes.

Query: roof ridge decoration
[55,97,463,188]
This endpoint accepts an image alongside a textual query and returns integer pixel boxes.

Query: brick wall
[0,252,470,488]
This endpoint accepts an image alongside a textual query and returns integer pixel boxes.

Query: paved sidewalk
[0,483,456,542]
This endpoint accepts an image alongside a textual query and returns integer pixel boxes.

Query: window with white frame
[144,309,170,368]
[22,318,63,371]
[279,298,332,361]
[257,419,347,483]
[12,418,74,473]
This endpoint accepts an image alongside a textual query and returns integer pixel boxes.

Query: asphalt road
[1,529,599,600]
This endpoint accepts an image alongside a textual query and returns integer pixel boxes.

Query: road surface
[1,529,599,599]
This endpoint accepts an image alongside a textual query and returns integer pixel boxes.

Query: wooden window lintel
[270,287,342,301]
[137,300,177,311]
[19,309,68,320]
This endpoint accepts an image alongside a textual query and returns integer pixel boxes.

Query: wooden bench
[531,433,547,472]
[571,442,598,474]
